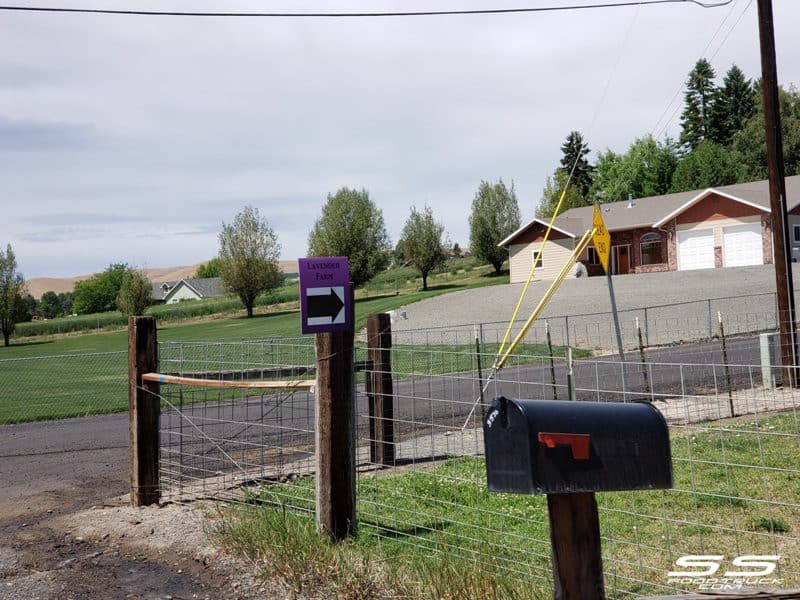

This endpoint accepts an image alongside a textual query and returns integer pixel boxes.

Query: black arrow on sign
[308,287,345,322]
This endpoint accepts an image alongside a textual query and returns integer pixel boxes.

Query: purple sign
[298,256,351,334]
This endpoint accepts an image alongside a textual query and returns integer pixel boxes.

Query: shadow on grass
[480,269,508,278]
[3,339,54,349]
[362,518,451,540]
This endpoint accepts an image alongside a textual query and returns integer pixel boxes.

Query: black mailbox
[484,397,672,494]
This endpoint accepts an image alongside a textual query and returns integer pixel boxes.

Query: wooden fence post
[315,285,356,541]
[128,316,160,506]
[548,492,606,599]
[366,313,395,466]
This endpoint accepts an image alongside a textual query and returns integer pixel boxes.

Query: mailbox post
[484,397,673,600]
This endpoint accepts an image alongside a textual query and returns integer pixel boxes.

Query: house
[500,175,800,283]
[150,277,225,304]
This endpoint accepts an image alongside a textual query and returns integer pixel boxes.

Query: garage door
[723,223,762,267]
[677,229,715,270]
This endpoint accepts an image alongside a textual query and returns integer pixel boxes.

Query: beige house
[500,175,800,283]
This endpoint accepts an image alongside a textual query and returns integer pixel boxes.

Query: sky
[3,0,800,278]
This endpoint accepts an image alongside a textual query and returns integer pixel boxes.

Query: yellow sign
[592,204,611,273]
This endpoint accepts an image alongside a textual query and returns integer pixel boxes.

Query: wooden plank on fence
[128,316,160,507]
[315,285,356,541]
[366,313,395,466]
[142,373,314,390]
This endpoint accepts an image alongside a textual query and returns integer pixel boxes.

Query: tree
[38,291,62,319]
[709,64,755,147]
[469,179,521,275]
[116,270,153,317]
[452,242,462,258]
[670,141,742,192]
[58,292,74,315]
[589,136,679,202]
[680,59,718,150]
[732,84,800,181]
[559,131,594,198]
[399,206,447,291]
[195,257,224,279]
[73,263,131,314]
[0,244,26,347]
[218,205,282,318]
[307,187,391,287]
[536,168,588,218]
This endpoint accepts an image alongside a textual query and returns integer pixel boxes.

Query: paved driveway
[392,264,796,349]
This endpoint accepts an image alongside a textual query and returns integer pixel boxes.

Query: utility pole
[757,0,798,387]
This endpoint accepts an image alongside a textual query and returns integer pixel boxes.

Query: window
[794,224,800,243]
[532,249,543,269]
[640,232,662,266]
[587,247,600,265]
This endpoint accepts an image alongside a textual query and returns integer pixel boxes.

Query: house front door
[612,245,630,275]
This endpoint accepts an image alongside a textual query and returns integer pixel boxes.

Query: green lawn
[0,277,522,424]
[221,413,800,599]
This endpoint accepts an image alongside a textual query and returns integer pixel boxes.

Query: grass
[13,257,507,340]
[0,271,542,424]
[215,413,800,598]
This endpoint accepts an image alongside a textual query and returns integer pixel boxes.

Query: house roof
[500,175,800,246]
[163,277,224,302]
[151,280,177,301]
[498,219,577,246]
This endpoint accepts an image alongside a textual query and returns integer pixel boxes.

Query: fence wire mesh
[0,351,127,425]
[155,328,800,597]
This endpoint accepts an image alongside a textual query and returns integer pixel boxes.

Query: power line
[0,0,734,18]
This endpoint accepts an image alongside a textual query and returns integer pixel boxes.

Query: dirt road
[0,416,274,600]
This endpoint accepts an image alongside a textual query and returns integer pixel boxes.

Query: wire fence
[153,333,800,598]
[0,351,127,425]
[391,291,779,352]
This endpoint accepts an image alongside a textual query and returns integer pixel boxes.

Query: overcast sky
[3,0,800,278]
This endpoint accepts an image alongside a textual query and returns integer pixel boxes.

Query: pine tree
[559,131,593,197]
[710,64,755,146]
[680,59,717,150]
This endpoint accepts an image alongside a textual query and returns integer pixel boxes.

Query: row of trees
[211,182,521,318]
[1,180,523,340]
[537,60,800,216]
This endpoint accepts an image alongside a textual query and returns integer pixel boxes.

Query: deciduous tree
[536,168,587,218]
[732,84,800,181]
[670,141,742,192]
[0,244,26,347]
[469,179,521,275]
[116,270,153,317]
[195,257,224,279]
[219,205,282,318]
[308,187,391,287]
[73,263,132,314]
[399,206,447,291]
[589,136,678,203]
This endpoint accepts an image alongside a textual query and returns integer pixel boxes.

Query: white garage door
[723,223,762,267]
[677,229,715,270]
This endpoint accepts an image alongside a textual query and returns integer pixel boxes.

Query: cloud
[0,116,96,151]
[3,0,800,278]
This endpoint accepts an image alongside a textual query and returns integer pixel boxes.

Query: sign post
[593,204,627,396]
[299,256,355,540]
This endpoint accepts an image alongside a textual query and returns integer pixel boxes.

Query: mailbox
[484,397,672,494]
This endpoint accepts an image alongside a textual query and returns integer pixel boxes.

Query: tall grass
[216,413,800,598]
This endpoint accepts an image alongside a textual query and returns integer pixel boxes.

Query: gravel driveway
[392,264,796,349]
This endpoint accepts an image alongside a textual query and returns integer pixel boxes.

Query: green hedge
[14,284,300,339]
